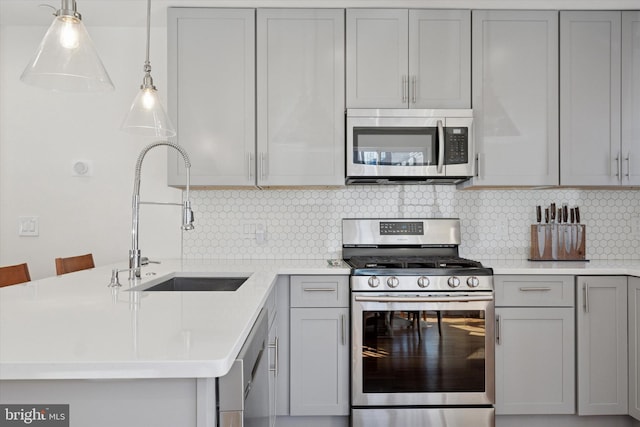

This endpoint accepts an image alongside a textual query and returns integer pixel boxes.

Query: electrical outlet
[18,216,39,237]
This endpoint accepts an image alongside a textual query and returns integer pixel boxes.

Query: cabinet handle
[260,152,268,181]
[615,152,621,180]
[583,282,589,313]
[341,314,346,346]
[268,336,279,377]
[402,75,408,103]
[519,287,552,292]
[411,75,417,104]
[437,120,444,174]
[475,153,480,178]
[248,153,254,180]
[626,153,631,180]
[303,288,336,292]
[495,315,501,345]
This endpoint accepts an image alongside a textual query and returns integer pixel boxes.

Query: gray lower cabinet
[494,275,575,415]
[576,276,628,415]
[289,275,349,416]
[630,277,640,421]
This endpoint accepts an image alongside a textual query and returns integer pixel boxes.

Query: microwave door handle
[437,120,445,174]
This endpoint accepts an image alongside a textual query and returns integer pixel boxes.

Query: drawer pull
[519,287,552,292]
[303,288,336,292]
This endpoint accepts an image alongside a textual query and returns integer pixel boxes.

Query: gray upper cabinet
[168,8,345,187]
[622,12,640,186]
[561,11,640,186]
[257,9,345,187]
[168,8,256,187]
[346,9,470,109]
[465,10,559,187]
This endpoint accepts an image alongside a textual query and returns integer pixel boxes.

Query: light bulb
[141,88,156,110]
[59,17,80,50]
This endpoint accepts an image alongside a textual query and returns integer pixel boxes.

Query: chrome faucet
[129,140,194,279]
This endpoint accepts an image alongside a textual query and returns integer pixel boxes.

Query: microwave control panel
[444,127,469,164]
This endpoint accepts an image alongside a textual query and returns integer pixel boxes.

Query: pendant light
[121,0,176,138]
[20,0,114,92]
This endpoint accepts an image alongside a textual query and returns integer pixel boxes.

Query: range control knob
[387,276,400,288]
[368,276,380,288]
[447,276,461,288]
[467,276,480,288]
[417,276,430,288]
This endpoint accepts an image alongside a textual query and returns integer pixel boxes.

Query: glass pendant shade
[121,0,175,138]
[121,82,176,138]
[20,12,114,92]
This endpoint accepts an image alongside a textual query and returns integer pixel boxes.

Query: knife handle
[545,208,549,223]
[563,205,568,222]
[550,204,556,221]
[575,207,580,223]
[558,208,562,223]
[570,208,575,224]
[536,206,542,223]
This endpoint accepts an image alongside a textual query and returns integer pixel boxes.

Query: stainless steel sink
[142,276,248,292]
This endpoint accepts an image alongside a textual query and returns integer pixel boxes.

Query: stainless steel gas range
[343,218,495,427]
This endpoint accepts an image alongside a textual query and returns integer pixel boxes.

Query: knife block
[529,224,586,261]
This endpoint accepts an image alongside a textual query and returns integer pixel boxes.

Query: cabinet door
[168,8,255,186]
[622,12,640,186]
[630,277,640,421]
[560,12,622,186]
[289,307,349,416]
[470,10,559,186]
[495,307,575,415]
[257,9,345,186]
[346,9,409,108]
[576,276,628,415]
[409,9,470,108]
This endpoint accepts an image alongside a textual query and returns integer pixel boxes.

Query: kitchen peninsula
[0,260,349,427]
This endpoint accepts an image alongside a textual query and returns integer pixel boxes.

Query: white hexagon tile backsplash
[182,186,640,261]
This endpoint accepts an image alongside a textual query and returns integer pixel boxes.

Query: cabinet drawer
[290,276,349,308]
[495,275,574,307]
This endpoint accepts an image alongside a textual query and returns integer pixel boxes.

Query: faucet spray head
[182,200,195,231]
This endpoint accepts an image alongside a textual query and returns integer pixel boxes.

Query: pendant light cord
[144,0,151,73]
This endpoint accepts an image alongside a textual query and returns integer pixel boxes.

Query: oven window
[361,309,486,394]
[353,127,436,166]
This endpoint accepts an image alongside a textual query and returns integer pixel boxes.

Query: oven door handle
[354,294,493,303]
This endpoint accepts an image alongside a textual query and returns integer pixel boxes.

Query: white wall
[2,0,639,279]
[0,5,183,279]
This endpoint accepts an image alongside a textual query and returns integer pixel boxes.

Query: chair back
[55,253,95,275]
[0,263,31,287]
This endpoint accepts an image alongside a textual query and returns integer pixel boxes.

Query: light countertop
[1,257,639,382]
[484,258,640,276]
[0,259,349,381]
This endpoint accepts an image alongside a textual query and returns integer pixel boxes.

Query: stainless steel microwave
[346,109,474,184]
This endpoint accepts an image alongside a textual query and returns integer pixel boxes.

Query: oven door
[351,292,495,407]
[346,114,445,178]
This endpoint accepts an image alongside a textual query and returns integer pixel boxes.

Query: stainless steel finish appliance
[346,109,474,184]
[219,309,269,427]
[343,218,495,427]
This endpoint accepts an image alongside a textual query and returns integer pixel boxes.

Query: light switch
[19,216,39,237]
